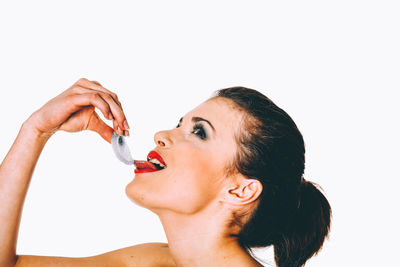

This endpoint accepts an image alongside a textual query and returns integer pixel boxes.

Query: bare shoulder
[16,242,176,267]
[105,242,176,267]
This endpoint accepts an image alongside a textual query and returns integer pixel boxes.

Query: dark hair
[213,87,331,267]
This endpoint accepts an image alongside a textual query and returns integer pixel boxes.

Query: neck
[156,202,261,267]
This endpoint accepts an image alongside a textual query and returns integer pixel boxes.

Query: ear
[222,174,263,206]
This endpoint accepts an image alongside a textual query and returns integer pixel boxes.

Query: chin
[125,179,148,208]
[124,178,164,214]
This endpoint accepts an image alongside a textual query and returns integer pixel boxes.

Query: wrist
[21,116,54,142]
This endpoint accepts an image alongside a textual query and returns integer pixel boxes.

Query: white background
[1,1,399,266]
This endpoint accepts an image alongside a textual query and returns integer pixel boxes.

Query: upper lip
[147,150,167,167]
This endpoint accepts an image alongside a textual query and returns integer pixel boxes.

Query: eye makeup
[192,123,207,140]
[176,120,208,140]
[177,116,215,133]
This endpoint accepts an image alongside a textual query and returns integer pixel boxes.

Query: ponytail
[274,179,331,267]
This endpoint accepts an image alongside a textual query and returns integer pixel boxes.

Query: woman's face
[125,97,243,215]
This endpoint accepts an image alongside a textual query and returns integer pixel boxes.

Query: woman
[0,78,331,267]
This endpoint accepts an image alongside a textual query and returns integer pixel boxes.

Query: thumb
[87,111,114,144]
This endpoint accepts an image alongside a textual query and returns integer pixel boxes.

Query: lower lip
[134,168,163,174]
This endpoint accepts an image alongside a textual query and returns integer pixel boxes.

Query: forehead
[185,97,244,137]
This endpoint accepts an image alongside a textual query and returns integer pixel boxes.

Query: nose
[154,130,173,148]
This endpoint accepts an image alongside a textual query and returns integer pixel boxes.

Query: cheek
[169,153,223,211]
[124,143,228,214]
[190,142,202,151]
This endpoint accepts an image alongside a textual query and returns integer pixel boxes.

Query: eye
[176,121,207,140]
[192,124,207,140]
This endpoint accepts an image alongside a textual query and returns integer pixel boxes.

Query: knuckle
[77,77,88,84]
[113,96,121,107]
[92,80,102,86]
[90,93,100,101]
[116,97,120,104]
[110,93,120,106]
[69,86,80,94]
[104,90,117,101]
[101,92,113,102]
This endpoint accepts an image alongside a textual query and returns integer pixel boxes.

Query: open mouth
[148,158,166,170]
[134,150,167,173]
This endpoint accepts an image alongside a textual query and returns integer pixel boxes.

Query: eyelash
[176,123,207,140]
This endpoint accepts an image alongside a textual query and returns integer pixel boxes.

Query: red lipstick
[134,150,167,174]
[147,150,167,166]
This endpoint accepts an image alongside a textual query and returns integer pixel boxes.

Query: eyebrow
[179,116,216,133]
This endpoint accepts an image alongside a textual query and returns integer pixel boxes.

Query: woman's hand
[0,78,130,267]
[25,78,129,143]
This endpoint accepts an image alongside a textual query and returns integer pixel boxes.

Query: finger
[70,86,129,131]
[113,118,124,136]
[87,111,114,143]
[85,78,122,108]
[75,78,122,108]
[91,81,120,106]
[91,80,102,86]
[66,92,113,123]
[98,92,129,131]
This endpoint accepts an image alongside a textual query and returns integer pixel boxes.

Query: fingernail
[124,130,129,136]
[108,112,113,120]
[117,126,122,135]
[123,120,130,129]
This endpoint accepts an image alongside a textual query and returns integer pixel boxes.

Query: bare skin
[0,78,263,266]
[125,97,264,266]
[15,243,176,267]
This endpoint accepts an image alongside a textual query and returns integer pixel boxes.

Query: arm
[0,78,130,266]
[0,121,50,267]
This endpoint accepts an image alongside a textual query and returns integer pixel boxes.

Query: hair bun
[273,177,331,266]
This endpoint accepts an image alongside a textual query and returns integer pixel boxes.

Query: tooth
[149,158,159,164]
[149,158,165,167]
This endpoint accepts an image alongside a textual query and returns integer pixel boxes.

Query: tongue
[134,160,158,170]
